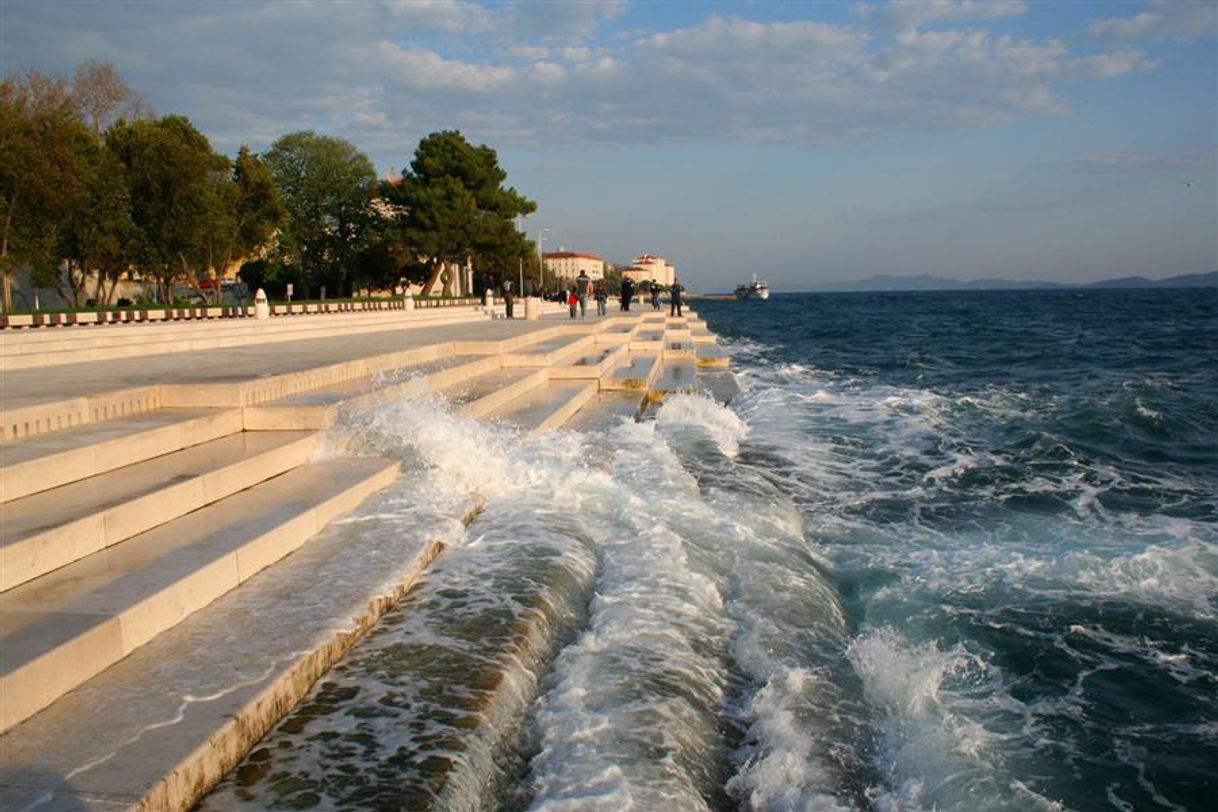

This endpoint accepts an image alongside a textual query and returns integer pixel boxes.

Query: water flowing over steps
[0,457,400,732]
[0,306,733,810]
[202,501,598,811]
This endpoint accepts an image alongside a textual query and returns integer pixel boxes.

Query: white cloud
[0,0,1160,161]
[1088,0,1218,42]
[857,0,1029,32]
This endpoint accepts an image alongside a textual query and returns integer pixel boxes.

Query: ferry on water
[735,274,771,300]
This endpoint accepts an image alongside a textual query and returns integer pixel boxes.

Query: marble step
[0,491,483,812]
[499,332,594,367]
[451,325,567,357]
[601,353,661,391]
[549,341,630,380]
[241,356,484,430]
[695,345,731,368]
[563,390,645,430]
[0,308,454,353]
[0,431,318,592]
[0,456,399,733]
[698,370,744,404]
[1,384,166,442]
[663,338,697,360]
[454,368,551,420]
[648,359,700,401]
[629,331,665,352]
[0,408,244,503]
[0,309,489,371]
[487,380,599,433]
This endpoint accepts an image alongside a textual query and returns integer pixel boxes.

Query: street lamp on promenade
[516,213,531,295]
[537,228,551,293]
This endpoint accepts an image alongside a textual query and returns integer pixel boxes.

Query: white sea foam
[843,627,1057,811]
[526,419,734,810]
[655,393,749,457]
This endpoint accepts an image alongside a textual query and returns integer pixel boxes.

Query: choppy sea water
[206,289,1218,811]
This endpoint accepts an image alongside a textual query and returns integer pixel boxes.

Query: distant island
[800,270,1218,293]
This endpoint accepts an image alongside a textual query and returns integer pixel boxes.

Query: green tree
[0,73,95,310]
[106,115,231,302]
[59,145,136,307]
[389,130,535,295]
[194,146,284,302]
[263,131,376,298]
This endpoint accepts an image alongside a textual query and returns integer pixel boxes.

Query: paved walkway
[0,310,588,413]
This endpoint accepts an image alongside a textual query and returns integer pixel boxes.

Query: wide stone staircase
[0,305,733,810]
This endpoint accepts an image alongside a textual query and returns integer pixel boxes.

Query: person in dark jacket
[669,277,684,317]
[621,278,634,311]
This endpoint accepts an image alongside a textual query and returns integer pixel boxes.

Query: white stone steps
[1,384,165,442]
[563,391,645,430]
[0,408,244,504]
[601,353,661,391]
[0,309,488,371]
[499,333,594,367]
[695,345,731,368]
[451,325,565,356]
[0,493,483,812]
[549,341,630,381]
[648,359,700,402]
[0,456,399,733]
[456,368,550,420]
[663,336,697,360]
[0,431,318,592]
[0,308,434,352]
[487,380,598,433]
[629,331,665,352]
[698,370,743,404]
[240,356,478,431]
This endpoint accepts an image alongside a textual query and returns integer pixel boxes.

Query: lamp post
[516,213,531,295]
[537,227,551,294]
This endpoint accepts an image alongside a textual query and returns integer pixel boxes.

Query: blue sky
[2,0,1214,290]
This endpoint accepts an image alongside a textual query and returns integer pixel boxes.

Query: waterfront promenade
[0,301,733,811]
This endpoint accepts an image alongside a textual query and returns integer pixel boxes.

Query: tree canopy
[1,63,540,310]
[106,115,232,302]
[389,130,536,289]
[263,131,377,298]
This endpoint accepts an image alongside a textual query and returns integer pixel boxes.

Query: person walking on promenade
[650,280,661,310]
[595,281,607,316]
[503,278,514,319]
[670,277,685,317]
[576,270,591,319]
[620,278,634,312]
[568,286,578,319]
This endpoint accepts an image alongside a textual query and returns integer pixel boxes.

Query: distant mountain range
[806,270,1218,293]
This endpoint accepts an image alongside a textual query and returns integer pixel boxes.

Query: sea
[204,288,1218,811]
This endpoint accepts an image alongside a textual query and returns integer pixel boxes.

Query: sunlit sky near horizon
[3,0,1215,291]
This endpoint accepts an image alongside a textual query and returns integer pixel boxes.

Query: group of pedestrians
[504,270,684,320]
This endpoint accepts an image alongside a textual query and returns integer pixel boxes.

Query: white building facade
[543,251,606,282]
[623,253,676,287]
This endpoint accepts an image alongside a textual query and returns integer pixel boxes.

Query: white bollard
[525,296,541,321]
[254,288,270,320]
[403,294,415,312]
[483,288,494,308]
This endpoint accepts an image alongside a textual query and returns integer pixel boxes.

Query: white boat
[735,274,771,300]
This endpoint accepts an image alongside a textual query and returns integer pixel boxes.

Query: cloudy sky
[3,0,1215,290]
